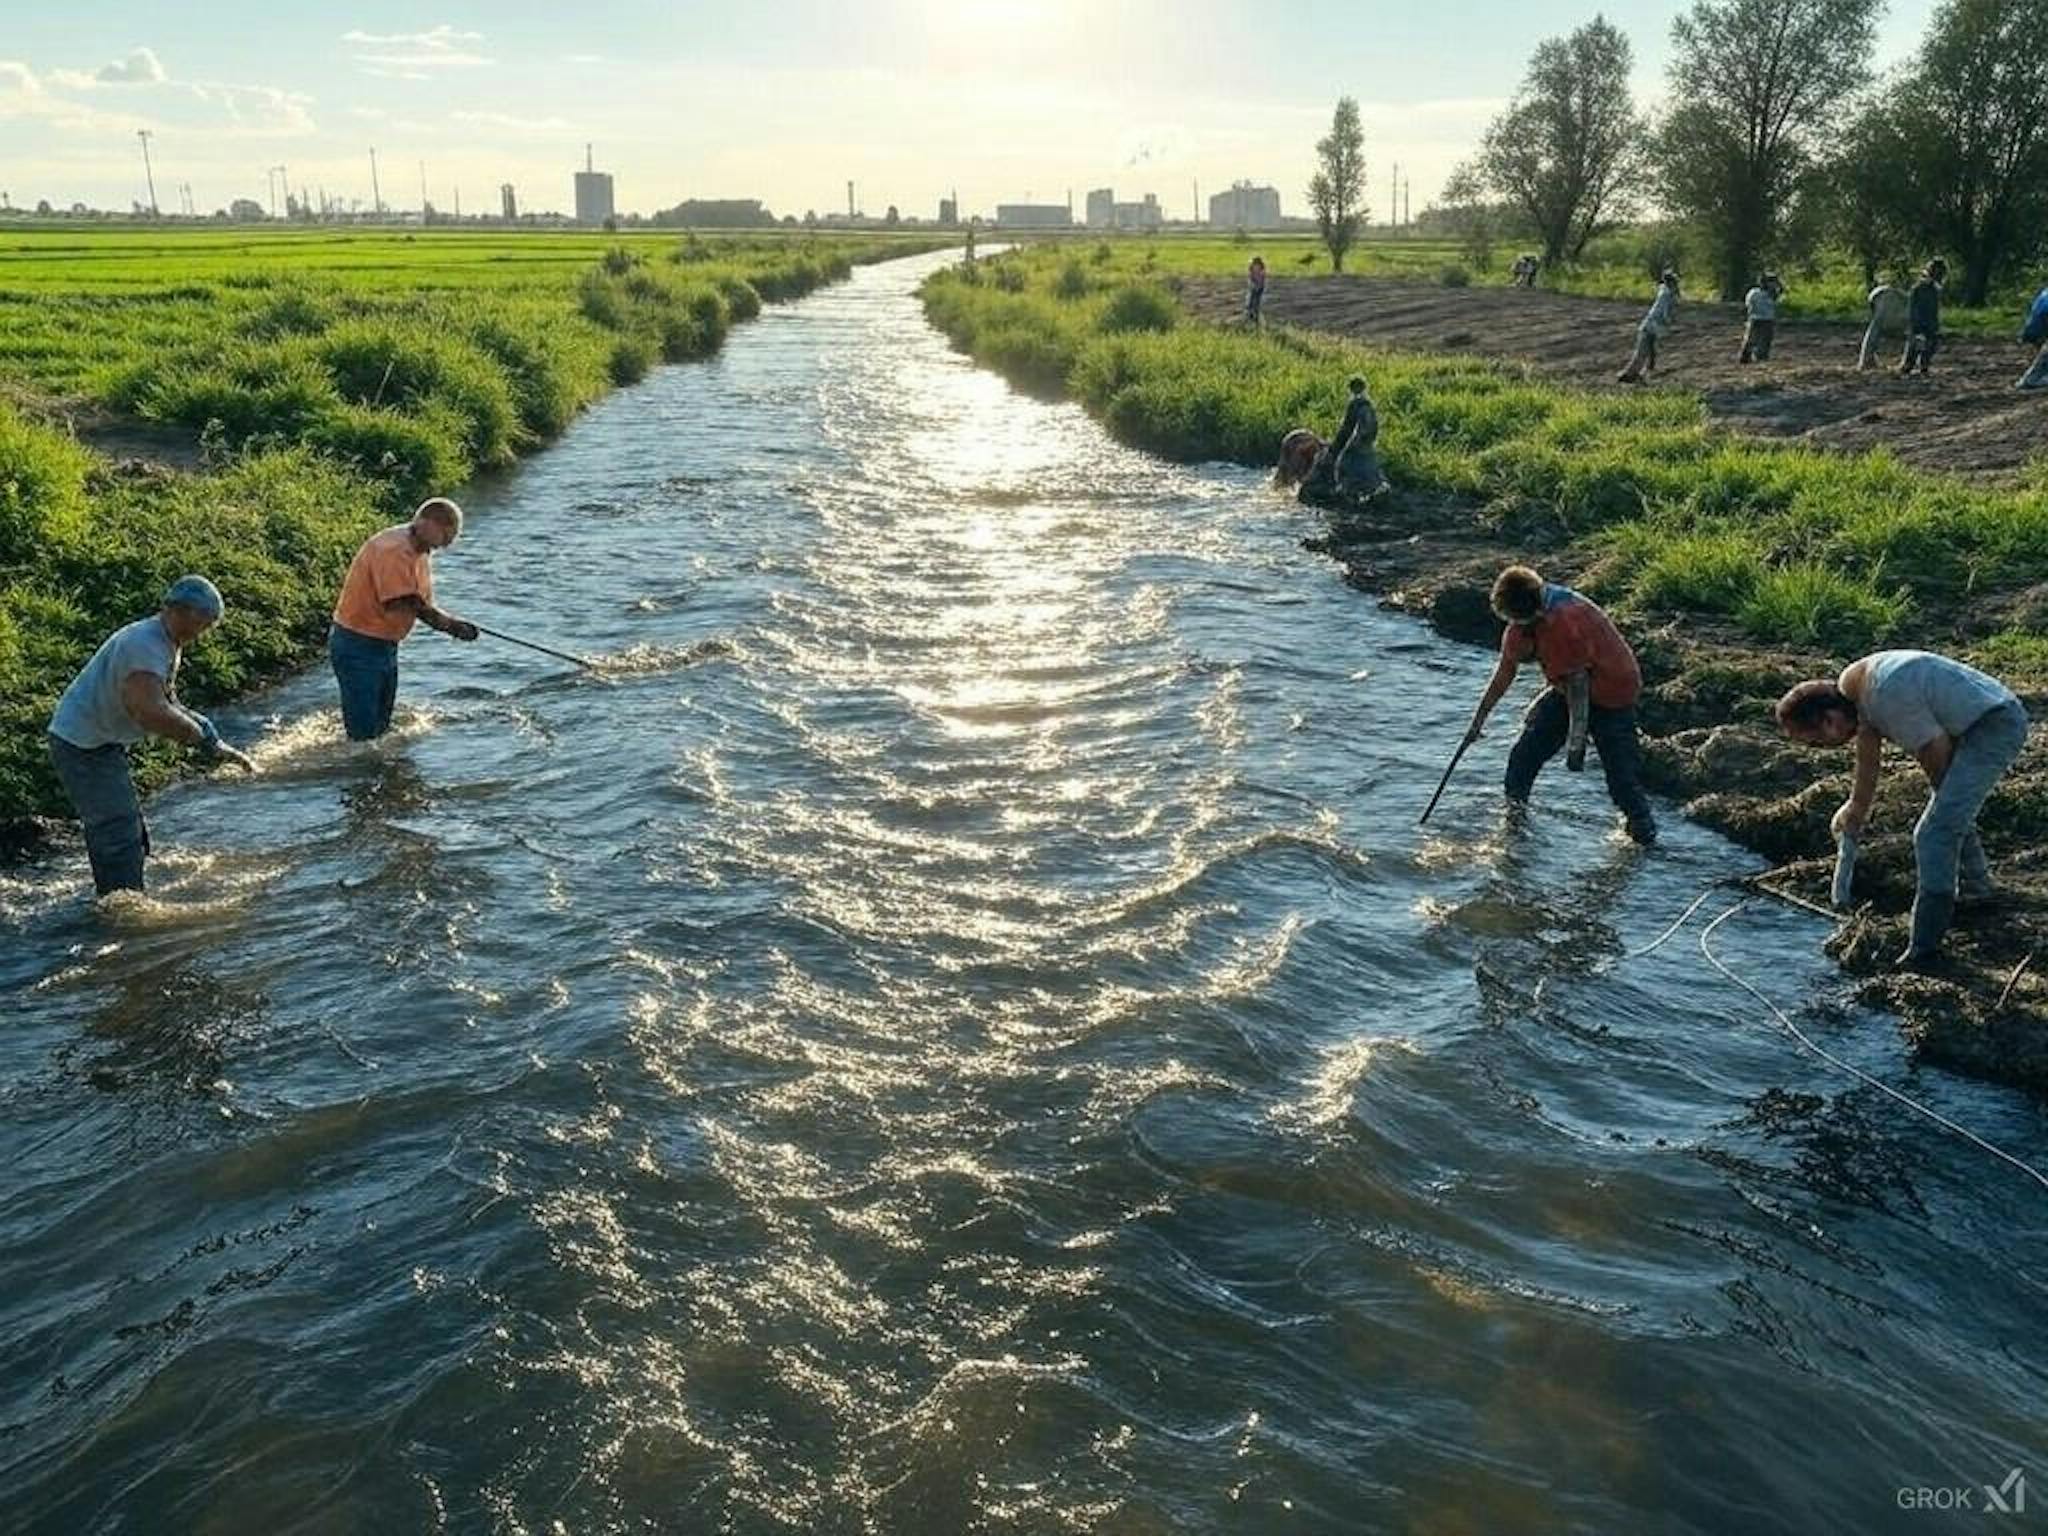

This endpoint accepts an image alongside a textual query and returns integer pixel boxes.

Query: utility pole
[847,179,855,219]
[272,165,290,218]
[1389,163,1398,232]
[136,129,159,217]
[419,160,429,219]
[454,186,462,220]
[369,147,382,218]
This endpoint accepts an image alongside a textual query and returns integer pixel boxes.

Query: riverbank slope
[0,232,950,836]
[920,249,2048,1092]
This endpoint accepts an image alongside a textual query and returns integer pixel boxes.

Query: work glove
[449,619,480,642]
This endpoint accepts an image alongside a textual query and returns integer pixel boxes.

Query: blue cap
[163,575,224,620]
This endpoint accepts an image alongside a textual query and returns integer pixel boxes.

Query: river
[3,249,2042,1535]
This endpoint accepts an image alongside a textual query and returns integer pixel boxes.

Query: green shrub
[992,263,1028,293]
[1439,265,1472,288]
[1736,564,1907,650]
[609,334,656,384]
[1099,284,1177,334]
[0,408,93,570]
[302,404,467,504]
[312,323,519,467]
[132,345,341,444]
[1055,259,1091,299]
[1626,529,1766,614]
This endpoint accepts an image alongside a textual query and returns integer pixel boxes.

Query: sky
[0,0,1942,221]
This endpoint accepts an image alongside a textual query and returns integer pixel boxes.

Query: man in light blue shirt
[46,576,254,896]
[1776,650,2028,966]
[2018,282,2048,390]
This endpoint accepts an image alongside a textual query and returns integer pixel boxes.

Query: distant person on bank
[1617,270,1679,384]
[1859,275,1909,371]
[1246,255,1268,326]
[1777,651,2029,966]
[46,576,256,896]
[329,498,478,741]
[1901,259,1946,375]
[1462,565,1658,846]
[1738,272,1782,363]
[2017,279,2048,391]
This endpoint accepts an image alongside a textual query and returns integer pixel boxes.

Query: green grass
[926,245,2048,661]
[0,227,951,831]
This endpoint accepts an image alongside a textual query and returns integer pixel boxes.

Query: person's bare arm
[1836,724,1885,836]
[1563,670,1592,769]
[1466,653,1520,742]
[117,672,255,771]
[385,593,477,640]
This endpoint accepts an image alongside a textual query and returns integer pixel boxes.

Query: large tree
[1308,97,1368,273]
[1475,16,1644,265]
[1885,0,2048,306]
[1824,98,1920,289]
[1654,0,1879,299]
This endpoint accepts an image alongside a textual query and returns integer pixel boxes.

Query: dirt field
[1181,276,2047,480]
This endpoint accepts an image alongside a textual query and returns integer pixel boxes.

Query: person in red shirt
[1461,564,1656,845]
[328,497,479,740]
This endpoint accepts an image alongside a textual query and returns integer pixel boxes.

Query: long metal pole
[137,130,159,217]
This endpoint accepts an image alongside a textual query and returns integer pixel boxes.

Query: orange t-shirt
[1501,585,1641,710]
[333,524,434,642]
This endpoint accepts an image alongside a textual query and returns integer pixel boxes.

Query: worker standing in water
[1460,565,1657,846]
[46,576,255,896]
[328,497,479,742]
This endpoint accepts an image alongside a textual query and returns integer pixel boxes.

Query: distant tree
[1307,96,1369,272]
[1474,16,1644,265]
[1823,97,1918,288]
[1880,0,2048,306]
[602,214,618,233]
[1654,0,1879,299]
[885,204,900,227]
[1437,163,1499,272]
[35,199,52,216]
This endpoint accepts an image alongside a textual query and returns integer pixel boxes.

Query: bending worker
[46,575,255,896]
[1462,565,1657,846]
[2018,277,2048,391]
[1776,651,2029,967]
[1617,270,1679,384]
[329,497,479,741]
[1328,374,1389,498]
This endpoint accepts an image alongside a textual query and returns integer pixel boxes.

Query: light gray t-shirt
[49,616,181,750]
[1858,650,2017,751]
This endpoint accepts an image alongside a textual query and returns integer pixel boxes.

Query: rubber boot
[1897,887,1956,970]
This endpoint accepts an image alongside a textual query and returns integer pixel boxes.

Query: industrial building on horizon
[995,201,1072,229]
[573,145,615,226]
[1208,181,1283,230]
[1084,188,1164,231]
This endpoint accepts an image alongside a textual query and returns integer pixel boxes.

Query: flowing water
[3,251,2043,1535]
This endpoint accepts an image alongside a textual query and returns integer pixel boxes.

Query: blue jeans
[48,733,148,894]
[1914,699,2028,900]
[329,625,400,741]
[2019,343,2048,389]
[1505,689,1655,831]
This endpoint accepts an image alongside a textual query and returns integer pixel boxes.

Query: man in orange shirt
[328,497,479,740]
[1461,564,1657,845]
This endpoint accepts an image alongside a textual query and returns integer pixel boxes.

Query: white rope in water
[1686,898,2048,1194]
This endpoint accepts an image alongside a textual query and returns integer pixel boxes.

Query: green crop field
[0,226,952,832]
[924,243,2048,666]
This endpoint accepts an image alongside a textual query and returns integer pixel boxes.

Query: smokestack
[586,143,593,175]
[847,180,855,218]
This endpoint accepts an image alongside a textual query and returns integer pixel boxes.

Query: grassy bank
[0,230,949,832]
[922,247,2048,668]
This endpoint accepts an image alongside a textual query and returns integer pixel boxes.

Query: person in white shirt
[1617,270,1679,383]
[1738,272,1782,363]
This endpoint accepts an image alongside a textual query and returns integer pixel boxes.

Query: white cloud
[0,59,41,99]
[450,109,572,132]
[186,81,316,136]
[340,25,481,47]
[51,46,167,90]
[342,25,491,75]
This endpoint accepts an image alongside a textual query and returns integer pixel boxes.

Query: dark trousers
[1901,332,1939,373]
[48,733,148,894]
[329,624,400,741]
[1738,318,1775,362]
[1246,286,1264,324]
[1505,689,1654,828]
